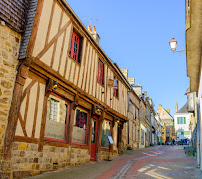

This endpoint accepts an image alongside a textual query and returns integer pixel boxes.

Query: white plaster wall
[174,113,190,132]
[198,68,202,170]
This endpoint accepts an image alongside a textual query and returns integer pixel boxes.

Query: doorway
[90,117,98,161]
[117,124,122,153]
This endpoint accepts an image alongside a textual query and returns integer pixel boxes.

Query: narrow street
[29,146,200,179]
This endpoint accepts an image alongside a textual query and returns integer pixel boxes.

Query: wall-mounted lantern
[50,79,59,91]
[169,38,186,54]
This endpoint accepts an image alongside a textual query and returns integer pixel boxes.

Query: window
[101,120,111,148]
[141,130,144,145]
[133,105,136,120]
[69,31,82,63]
[50,98,59,121]
[177,117,186,124]
[98,59,104,85]
[113,77,118,97]
[45,94,69,142]
[72,107,88,144]
[135,125,137,141]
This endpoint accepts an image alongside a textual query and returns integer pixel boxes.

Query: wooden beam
[27,0,45,56]
[45,0,56,46]
[36,20,71,59]
[18,113,28,137]
[14,136,39,144]
[32,82,40,138]
[57,29,67,72]
[50,10,64,68]
[38,94,48,152]
[3,64,30,160]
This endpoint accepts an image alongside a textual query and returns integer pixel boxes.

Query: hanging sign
[107,136,114,144]
[107,77,114,88]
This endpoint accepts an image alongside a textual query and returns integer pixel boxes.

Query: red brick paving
[97,146,197,179]
[97,149,160,179]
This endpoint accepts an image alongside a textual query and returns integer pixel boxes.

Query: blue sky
[66,0,189,116]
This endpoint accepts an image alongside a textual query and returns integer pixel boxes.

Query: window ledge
[97,81,105,87]
[68,55,81,66]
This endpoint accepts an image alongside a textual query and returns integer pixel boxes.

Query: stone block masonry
[11,142,72,178]
[0,24,21,160]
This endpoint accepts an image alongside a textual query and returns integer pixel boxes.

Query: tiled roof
[19,0,38,59]
[0,0,29,32]
[176,102,188,114]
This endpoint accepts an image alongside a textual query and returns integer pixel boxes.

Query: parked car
[177,139,188,145]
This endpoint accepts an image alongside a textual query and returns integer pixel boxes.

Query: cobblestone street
[29,145,200,179]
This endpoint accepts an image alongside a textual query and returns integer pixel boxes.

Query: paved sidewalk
[28,145,201,179]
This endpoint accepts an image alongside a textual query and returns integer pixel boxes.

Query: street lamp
[169,38,186,53]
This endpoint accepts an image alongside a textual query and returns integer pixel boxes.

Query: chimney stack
[128,78,135,85]
[158,105,162,110]
[166,108,170,113]
[175,102,178,112]
[88,26,92,32]
[121,68,128,79]
[90,26,100,44]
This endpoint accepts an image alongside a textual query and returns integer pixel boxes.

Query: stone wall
[97,150,118,161]
[0,24,20,159]
[70,148,90,166]
[10,141,92,178]
[11,142,71,178]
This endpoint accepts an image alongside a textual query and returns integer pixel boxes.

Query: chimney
[128,78,135,85]
[91,26,100,44]
[88,26,92,32]
[158,105,162,110]
[166,108,170,113]
[132,84,142,96]
[175,102,178,112]
[121,68,128,79]
[142,91,147,98]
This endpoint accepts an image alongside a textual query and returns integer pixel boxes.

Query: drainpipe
[197,103,200,168]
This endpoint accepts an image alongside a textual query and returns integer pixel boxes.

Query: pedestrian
[172,139,175,145]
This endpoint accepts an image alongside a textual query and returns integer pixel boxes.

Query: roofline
[59,0,131,89]
[163,108,174,119]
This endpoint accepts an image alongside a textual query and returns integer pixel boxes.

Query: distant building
[156,105,175,143]
[174,102,191,140]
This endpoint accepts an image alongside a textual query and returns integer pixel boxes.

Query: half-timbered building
[1,0,130,177]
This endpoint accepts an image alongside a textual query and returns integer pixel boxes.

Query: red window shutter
[98,60,104,84]
[70,31,80,62]
[113,88,116,96]
[98,61,101,83]
[101,62,103,84]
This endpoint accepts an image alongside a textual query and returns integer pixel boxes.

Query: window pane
[72,108,88,144]
[101,120,111,147]
[45,95,68,140]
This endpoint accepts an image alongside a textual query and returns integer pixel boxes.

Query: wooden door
[90,117,98,161]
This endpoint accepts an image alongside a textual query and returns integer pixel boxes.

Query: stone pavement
[29,145,201,179]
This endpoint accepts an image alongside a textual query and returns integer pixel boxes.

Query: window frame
[44,93,70,143]
[72,106,89,146]
[97,59,104,85]
[69,30,83,64]
[113,77,119,98]
[177,117,186,124]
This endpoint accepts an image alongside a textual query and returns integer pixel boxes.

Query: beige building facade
[156,105,175,143]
